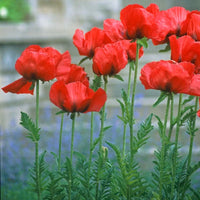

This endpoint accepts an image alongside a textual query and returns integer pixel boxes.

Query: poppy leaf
[20,112,40,142]
[153,91,169,107]
[113,74,124,82]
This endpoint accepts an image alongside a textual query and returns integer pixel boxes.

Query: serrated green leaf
[20,112,40,142]
[153,91,169,107]
[103,126,112,132]
[91,137,100,152]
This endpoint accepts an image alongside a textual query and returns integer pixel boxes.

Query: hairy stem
[70,114,76,162]
[171,93,182,199]
[88,112,94,178]
[129,43,140,161]
[58,113,64,171]
[35,80,41,200]
[168,93,174,141]
[159,94,171,198]
[96,75,108,200]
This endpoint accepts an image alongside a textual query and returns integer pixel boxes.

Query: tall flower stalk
[70,113,76,162]
[129,42,140,161]
[35,80,41,200]
[58,113,64,171]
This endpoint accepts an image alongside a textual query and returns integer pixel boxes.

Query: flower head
[73,27,112,58]
[151,7,189,45]
[49,81,107,113]
[2,45,62,94]
[140,60,195,93]
[92,42,128,76]
[169,35,200,74]
[120,3,159,40]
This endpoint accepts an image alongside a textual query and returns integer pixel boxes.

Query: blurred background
[1,0,200,199]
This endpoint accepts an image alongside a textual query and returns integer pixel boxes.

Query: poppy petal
[2,78,34,94]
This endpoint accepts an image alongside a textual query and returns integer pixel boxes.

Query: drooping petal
[2,78,34,94]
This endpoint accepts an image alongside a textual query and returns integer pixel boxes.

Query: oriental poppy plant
[92,42,128,76]
[73,27,112,58]
[2,45,62,94]
[140,60,195,93]
[49,81,107,113]
[120,3,159,40]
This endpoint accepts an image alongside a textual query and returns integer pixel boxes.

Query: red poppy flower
[120,4,158,40]
[2,45,62,94]
[169,35,200,74]
[92,42,128,76]
[151,7,189,45]
[181,11,200,41]
[73,27,112,58]
[140,60,195,93]
[103,19,127,42]
[56,51,89,87]
[119,40,144,61]
[169,35,196,62]
[49,81,107,113]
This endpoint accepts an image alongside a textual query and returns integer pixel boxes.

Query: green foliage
[91,75,102,91]
[153,91,169,107]
[20,112,40,142]
[44,172,65,200]
[117,89,131,125]
[0,0,30,22]
[29,151,49,195]
[132,114,154,154]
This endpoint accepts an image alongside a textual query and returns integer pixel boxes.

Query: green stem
[70,114,76,162]
[180,96,199,199]
[127,62,133,97]
[89,112,94,176]
[96,76,108,200]
[171,93,182,199]
[122,62,134,158]
[159,94,171,198]
[58,113,64,171]
[129,43,140,161]
[187,96,198,168]
[35,80,41,200]
[168,93,174,141]
[98,76,108,152]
